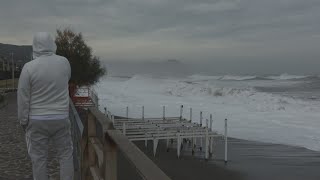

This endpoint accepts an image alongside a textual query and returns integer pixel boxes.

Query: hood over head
[33,32,57,59]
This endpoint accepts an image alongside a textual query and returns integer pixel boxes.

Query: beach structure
[104,105,228,161]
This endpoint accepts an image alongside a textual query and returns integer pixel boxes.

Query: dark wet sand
[117,138,320,180]
[214,138,320,180]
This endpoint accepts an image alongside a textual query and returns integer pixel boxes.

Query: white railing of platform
[104,105,228,161]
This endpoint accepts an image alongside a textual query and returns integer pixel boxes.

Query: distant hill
[0,43,32,63]
[166,59,182,64]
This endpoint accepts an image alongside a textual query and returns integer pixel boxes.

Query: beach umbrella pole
[224,119,228,164]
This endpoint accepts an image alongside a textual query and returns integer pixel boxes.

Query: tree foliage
[55,28,106,86]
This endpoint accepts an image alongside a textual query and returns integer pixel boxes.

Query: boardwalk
[0,93,59,180]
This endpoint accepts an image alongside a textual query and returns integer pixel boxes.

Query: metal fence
[69,100,84,180]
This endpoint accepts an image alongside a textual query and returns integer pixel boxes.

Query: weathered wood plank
[88,112,96,137]
[103,136,117,180]
[106,129,171,180]
[90,137,104,167]
[88,107,114,132]
[90,166,104,180]
[88,112,97,180]
[81,137,89,180]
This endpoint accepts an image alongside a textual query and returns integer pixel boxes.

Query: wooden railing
[69,101,171,180]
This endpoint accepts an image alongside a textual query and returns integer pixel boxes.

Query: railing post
[145,133,148,148]
[111,115,115,124]
[200,111,203,126]
[199,111,203,151]
[210,114,213,131]
[79,111,88,180]
[163,106,166,120]
[126,106,129,119]
[123,122,126,135]
[177,133,181,158]
[142,106,144,121]
[103,135,117,180]
[180,105,183,120]
[224,118,228,164]
[192,130,195,155]
[87,111,97,179]
[166,135,170,152]
[153,138,159,157]
[209,114,213,156]
[205,119,209,160]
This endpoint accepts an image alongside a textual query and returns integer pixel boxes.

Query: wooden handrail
[106,129,170,180]
[70,102,171,180]
[88,107,114,132]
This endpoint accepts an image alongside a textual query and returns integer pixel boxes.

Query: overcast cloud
[0,0,320,63]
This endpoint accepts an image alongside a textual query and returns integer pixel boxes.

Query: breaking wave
[267,73,309,80]
[189,73,319,81]
[165,81,256,97]
[96,74,320,151]
[219,75,257,81]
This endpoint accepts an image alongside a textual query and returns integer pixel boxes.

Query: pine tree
[55,28,106,87]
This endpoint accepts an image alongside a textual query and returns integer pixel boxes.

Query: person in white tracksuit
[17,32,74,180]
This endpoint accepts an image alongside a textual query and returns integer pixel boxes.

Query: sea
[94,61,320,152]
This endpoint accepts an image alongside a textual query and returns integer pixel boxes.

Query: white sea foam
[189,73,311,81]
[219,75,257,81]
[188,74,222,81]
[188,74,257,81]
[268,73,308,80]
[95,75,320,151]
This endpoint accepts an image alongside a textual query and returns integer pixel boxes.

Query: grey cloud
[0,0,319,62]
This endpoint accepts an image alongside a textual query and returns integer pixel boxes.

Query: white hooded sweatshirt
[18,32,71,125]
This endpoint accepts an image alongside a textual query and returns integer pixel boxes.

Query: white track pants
[26,119,74,180]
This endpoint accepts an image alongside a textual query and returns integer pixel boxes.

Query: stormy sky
[0,0,320,65]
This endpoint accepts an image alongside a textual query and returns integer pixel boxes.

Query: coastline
[1,93,319,180]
